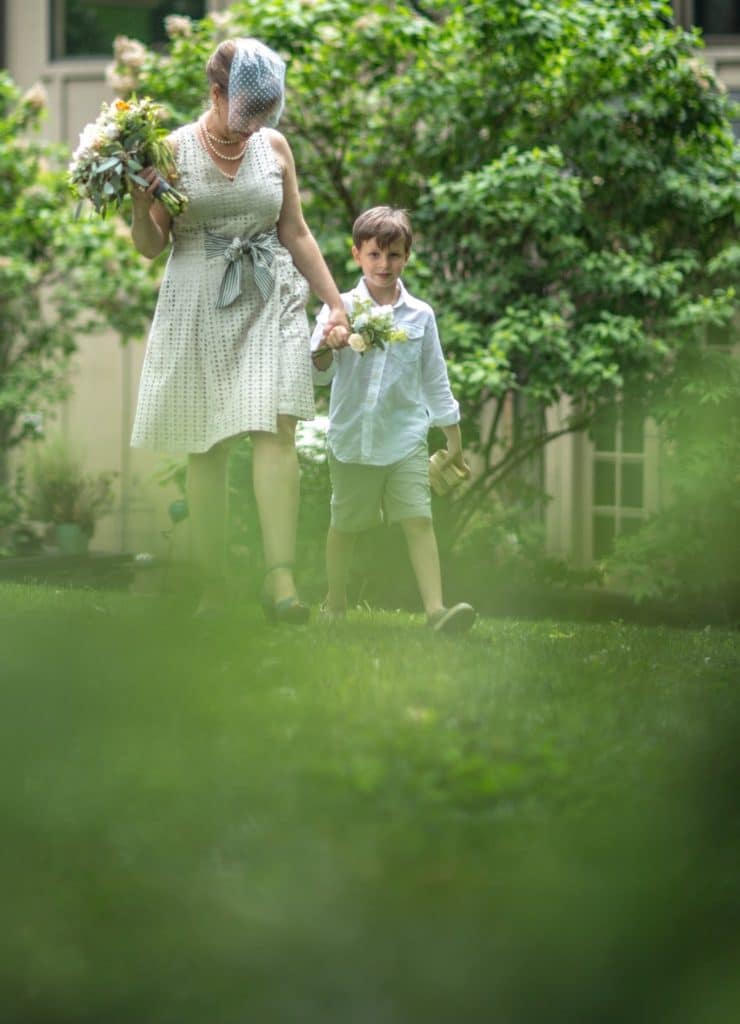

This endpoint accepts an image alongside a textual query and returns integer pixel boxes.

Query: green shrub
[607,350,740,617]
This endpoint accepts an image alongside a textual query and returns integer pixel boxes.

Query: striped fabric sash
[204,228,278,309]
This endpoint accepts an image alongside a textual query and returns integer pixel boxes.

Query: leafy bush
[607,349,740,616]
[26,439,116,538]
[0,71,159,479]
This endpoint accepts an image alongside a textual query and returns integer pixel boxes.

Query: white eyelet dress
[130,124,315,454]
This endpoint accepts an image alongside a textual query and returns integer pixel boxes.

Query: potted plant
[26,439,116,555]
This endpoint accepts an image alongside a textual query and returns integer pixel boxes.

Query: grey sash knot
[205,229,278,308]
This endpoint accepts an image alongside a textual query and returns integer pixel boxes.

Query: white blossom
[23,83,47,111]
[105,64,138,94]
[165,15,193,39]
[112,36,147,69]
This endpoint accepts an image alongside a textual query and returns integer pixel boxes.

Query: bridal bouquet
[316,296,408,357]
[68,97,188,217]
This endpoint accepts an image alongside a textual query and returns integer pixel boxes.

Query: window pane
[621,462,644,509]
[619,515,644,539]
[593,513,616,559]
[694,1,740,35]
[593,460,616,506]
[51,1,206,59]
[591,406,617,452]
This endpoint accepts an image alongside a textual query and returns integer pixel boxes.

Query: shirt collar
[355,277,410,309]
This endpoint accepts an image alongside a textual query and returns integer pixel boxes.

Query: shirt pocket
[389,326,424,363]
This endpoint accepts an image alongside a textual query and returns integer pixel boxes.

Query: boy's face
[352,236,409,298]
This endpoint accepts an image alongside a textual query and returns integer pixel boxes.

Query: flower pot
[56,522,89,556]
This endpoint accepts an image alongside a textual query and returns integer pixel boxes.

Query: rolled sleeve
[421,315,460,427]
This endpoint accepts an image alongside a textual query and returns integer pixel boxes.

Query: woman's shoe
[261,594,311,625]
[261,563,310,625]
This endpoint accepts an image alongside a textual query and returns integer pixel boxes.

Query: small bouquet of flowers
[68,97,188,217]
[316,296,408,357]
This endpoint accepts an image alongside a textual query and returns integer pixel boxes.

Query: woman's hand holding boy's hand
[323,311,350,349]
[312,313,349,369]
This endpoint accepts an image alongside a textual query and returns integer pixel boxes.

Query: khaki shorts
[328,444,432,532]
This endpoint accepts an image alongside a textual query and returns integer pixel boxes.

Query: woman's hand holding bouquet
[69,97,188,218]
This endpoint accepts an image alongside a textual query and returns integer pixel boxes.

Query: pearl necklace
[203,122,236,146]
[199,126,247,181]
[200,119,247,160]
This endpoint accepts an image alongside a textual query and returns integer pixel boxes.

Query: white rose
[348,333,368,353]
[72,122,100,159]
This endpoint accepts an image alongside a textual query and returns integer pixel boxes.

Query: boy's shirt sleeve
[310,303,336,385]
[420,310,460,427]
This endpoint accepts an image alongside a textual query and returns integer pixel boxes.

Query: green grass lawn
[2,583,739,1023]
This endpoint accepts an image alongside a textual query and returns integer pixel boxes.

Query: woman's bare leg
[251,415,301,603]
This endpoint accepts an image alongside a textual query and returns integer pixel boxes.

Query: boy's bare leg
[187,441,231,610]
[326,526,356,612]
[399,516,445,618]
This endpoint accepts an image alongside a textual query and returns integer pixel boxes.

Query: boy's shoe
[427,603,476,634]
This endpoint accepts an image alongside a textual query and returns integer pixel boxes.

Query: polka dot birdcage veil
[227,38,286,132]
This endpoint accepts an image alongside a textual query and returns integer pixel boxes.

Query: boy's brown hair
[352,206,413,254]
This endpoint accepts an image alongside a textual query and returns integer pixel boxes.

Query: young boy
[311,206,475,633]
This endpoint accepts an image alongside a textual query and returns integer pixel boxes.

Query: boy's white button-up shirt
[311,278,460,466]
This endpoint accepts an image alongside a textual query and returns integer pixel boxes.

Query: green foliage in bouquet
[68,96,188,217]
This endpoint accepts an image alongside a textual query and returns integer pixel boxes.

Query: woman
[130,38,348,623]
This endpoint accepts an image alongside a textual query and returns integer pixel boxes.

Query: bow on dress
[204,229,278,308]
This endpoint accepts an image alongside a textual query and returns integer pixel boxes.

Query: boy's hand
[323,323,350,349]
[441,448,471,478]
[439,425,470,477]
[312,315,349,369]
[439,437,471,478]
[322,306,350,349]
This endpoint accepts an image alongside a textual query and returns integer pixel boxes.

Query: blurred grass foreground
[2,583,739,1023]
